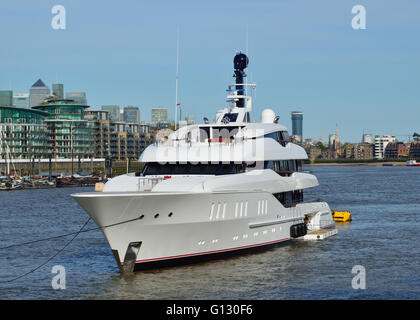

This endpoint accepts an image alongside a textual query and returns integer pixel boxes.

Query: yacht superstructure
[72,53,336,272]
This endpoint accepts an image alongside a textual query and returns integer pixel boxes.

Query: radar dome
[261,109,276,123]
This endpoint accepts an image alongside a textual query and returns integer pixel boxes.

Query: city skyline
[0,76,416,143]
[1,1,419,141]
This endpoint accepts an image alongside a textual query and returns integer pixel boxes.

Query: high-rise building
[52,84,64,99]
[123,106,140,123]
[374,134,396,159]
[66,92,87,105]
[151,107,168,124]
[101,105,120,121]
[362,134,373,144]
[29,79,50,108]
[13,93,29,109]
[291,111,303,142]
[0,90,13,106]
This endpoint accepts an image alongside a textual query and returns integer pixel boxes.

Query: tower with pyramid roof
[29,79,50,108]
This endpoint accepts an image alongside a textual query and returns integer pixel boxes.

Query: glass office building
[101,105,120,122]
[13,93,30,109]
[291,111,303,142]
[66,92,87,105]
[151,107,168,124]
[0,90,13,106]
[123,106,140,124]
[52,84,64,99]
[29,79,50,108]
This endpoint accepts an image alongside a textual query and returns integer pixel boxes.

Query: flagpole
[175,27,180,130]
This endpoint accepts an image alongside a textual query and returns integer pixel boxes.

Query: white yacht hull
[72,190,333,271]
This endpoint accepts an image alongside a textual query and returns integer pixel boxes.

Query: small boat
[331,210,352,222]
[406,160,420,167]
[0,178,23,191]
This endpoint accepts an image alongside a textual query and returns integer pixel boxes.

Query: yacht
[72,53,336,272]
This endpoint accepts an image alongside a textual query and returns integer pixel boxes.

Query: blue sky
[1,0,419,142]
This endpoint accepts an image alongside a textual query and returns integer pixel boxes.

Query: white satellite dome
[261,109,276,123]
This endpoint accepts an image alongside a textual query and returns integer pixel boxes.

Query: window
[264,131,290,146]
[220,113,238,124]
[140,162,245,176]
[273,190,303,207]
[263,160,302,176]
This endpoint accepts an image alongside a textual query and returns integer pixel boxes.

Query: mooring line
[0,217,91,284]
[0,216,140,250]
[0,216,141,283]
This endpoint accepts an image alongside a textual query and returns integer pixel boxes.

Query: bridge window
[273,190,303,207]
[264,131,291,146]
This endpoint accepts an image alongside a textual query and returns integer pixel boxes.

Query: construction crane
[319,127,327,143]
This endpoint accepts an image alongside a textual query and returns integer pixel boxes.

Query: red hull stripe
[134,238,290,264]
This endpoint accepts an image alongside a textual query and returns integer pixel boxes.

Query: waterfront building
[374,135,396,159]
[102,105,120,122]
[307,146,322,161]
[66,92,87,105]
[291,111,303,142]
[321,148,335,160]
[13,93,29,109]
[0,106,50,160]
[344,143,374,160]
[33,99,94,160]
[84,110,111,159]
[108,122,147,160]
[85,110,153,160]
[409,142,420,158]
[29,79,50,108]
[123,106,140,124]
[355,143,374,160]
[345,143,355,159]
[384,142,408,159]
[52,84,64,99]
[151,107,168,124]
[0,90,13,106]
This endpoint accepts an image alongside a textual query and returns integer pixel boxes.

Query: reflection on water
[0,166,419,299]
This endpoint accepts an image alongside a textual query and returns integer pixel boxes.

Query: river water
[0,166,419,299]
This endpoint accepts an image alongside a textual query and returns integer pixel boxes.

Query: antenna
[174,26,180,130]
[245,24,248,97]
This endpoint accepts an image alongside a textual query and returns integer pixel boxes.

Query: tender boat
[72,53,336,272]
[406,160,420,167]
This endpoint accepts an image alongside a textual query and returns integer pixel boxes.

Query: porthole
[168,212,173,217]
[139,214,145,219]
[154,213,159,219]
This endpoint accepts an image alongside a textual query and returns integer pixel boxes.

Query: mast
[233,52,249,109]
[174,27,180,130]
